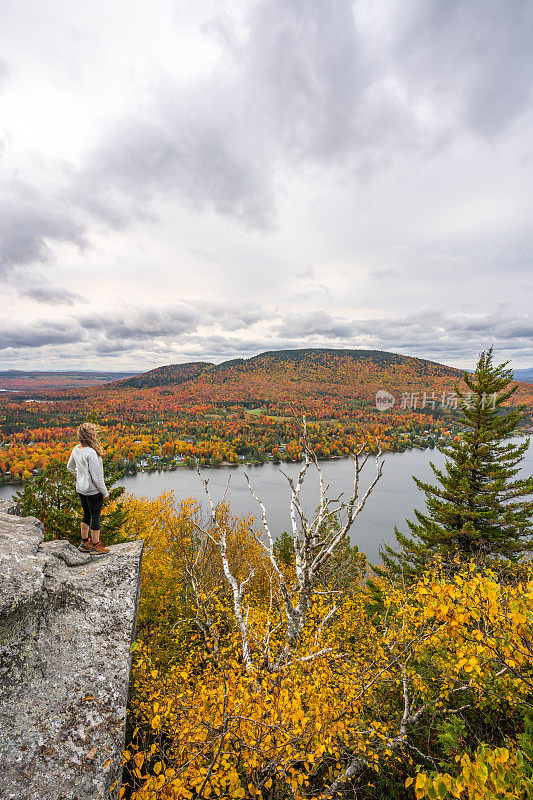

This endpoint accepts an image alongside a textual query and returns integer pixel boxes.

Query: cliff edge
[0,499,144,800]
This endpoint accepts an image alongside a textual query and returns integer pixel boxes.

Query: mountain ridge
[112,347,464,390]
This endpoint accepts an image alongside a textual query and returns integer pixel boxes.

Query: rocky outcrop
[0,500,144,800]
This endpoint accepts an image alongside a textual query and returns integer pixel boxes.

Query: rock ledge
[0,500,144,800]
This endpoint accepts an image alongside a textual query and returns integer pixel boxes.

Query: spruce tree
[379,347,533,578]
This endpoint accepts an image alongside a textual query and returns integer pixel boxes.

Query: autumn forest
[2,348,532,485]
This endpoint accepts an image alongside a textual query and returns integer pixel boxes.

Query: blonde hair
[76,422,105,457]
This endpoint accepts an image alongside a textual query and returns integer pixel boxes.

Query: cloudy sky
[1,0,532,371]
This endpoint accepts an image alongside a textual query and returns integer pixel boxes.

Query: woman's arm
[87,449,109,497]
[67,449,77,476]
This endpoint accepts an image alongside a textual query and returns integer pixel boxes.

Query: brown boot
[91,539,110,555]
[78,538,93,553]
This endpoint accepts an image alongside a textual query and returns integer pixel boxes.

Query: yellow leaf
[415,774,427,789]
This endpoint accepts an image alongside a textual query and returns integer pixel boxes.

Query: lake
[2,437,531,563]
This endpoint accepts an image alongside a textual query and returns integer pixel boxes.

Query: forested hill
[111,348,464,391]
[115,361,213,389]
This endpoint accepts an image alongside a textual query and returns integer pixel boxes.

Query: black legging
[78,492,104,532]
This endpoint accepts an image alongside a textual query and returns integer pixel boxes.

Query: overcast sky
[1,0,532,371]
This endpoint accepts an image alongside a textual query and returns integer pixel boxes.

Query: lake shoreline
[2,436,531,563]
[0,447,411,489]
[1,429,531,490]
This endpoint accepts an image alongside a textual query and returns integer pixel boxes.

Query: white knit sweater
[67,445,109,496]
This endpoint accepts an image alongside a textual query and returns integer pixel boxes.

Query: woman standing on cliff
[67,423,110,555]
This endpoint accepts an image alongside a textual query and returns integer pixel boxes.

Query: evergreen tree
[14,456,128,545]
[273,530,294,567]
[379,347,533,578]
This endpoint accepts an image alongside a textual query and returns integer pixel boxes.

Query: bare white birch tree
[192,415,383,671]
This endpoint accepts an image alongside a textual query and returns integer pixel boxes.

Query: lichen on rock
[0,500,144,800]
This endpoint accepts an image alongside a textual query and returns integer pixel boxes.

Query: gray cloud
[78,306,198,342]
[197,302,265,331]
[239,0,533,176]
[78,300,271,347]
[76,302,271,351]
[2,304,532,365]
[92,339,142,356]
[66,0,533,238]
[73,87,275,231]
[267,308,533,365]
[65,1,366,229]
[3,0,533,277]
[390,0,533,138]
[245,0,365,162]
[19,284,85,306]
[177,334,275,358]
[1,304,531,369]
[0,318,85,350]
[0,182,85,277]
[0,302,268,362]
[274,311,356,339]
[353,310,533,357]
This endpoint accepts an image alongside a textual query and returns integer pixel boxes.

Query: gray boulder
[0,500,144,799]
